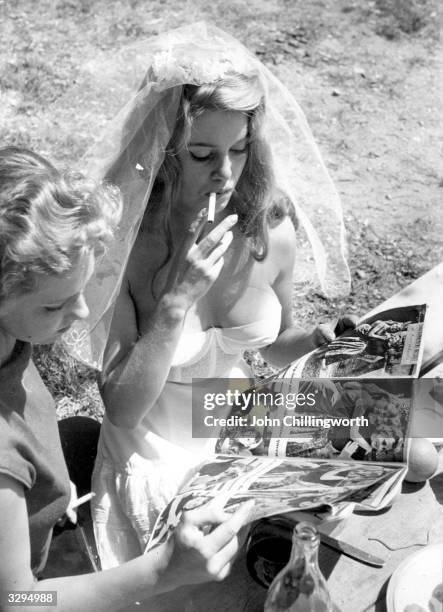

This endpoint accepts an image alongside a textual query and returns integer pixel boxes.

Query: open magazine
[287,303,426,378]
[145,304,428,552]
[215,304,427,464]
[145,454,406,552]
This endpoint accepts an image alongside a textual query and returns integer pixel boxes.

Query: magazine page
[214,378,413,463]
[210,304,427,462]
[145,454,406,552]
[286,304,427,378]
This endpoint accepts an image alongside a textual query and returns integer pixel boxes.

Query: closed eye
[190,147,248,162]
[44,304,64,312]
[190,151,213,162]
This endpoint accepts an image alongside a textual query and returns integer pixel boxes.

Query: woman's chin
[33,329,70,345]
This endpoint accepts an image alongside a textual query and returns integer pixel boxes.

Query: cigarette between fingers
[208,193,216,223]
[69,492,95,510]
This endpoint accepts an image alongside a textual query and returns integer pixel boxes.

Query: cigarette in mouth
[208,192,216,223]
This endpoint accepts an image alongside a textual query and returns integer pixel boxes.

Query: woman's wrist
[157,292,191,324]
[142,542,176,595]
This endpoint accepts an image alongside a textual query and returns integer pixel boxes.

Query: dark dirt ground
[0,0,442,416]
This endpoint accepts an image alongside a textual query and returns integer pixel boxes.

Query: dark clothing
[0,342,70,576]
[58,416,100,498]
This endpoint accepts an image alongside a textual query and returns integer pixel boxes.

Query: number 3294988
[7,591,57,606]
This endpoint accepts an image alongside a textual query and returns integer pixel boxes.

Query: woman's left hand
[65,480,78,524]
[55,480,78,530]
[311,314,359,347]
[260,314,359,368]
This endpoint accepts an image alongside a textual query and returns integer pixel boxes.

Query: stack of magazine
[146,304,433,552]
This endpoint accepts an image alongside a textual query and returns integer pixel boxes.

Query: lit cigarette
[69,492,95,510]
[208,192,216,223]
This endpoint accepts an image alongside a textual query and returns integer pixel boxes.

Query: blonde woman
[0,146,251,612]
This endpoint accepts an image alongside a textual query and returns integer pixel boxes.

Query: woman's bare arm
[100,213,237,428]
[0,474,253,612]
[260,217,346,368]
[0,474,166,612]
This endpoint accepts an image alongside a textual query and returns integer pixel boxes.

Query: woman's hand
[65,480,78,524]
[156,497,254,591]
[311,314,359,348]
[99,210,238,428]
[162,210,237,312]
[261,314,359,368]
[55,481,79,530]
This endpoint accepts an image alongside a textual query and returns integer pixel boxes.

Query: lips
[206,189,232,197]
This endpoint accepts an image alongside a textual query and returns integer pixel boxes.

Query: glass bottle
[264,521,333,612]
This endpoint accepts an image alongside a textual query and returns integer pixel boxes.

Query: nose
[212,154,232,182]
[69,293,90,322]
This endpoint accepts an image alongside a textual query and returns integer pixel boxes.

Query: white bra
[99,290,282,463]
[169,291,282,381]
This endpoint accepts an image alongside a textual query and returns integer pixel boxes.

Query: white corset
[100,290,282,464]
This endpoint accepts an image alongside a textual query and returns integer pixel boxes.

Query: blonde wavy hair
[0,146,122,301]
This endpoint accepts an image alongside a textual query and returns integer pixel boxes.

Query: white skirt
[91,448,198,569]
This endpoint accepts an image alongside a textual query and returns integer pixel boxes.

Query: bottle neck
[290,522,321,569]
[264,522,333,612]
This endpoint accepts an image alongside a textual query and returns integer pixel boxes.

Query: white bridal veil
[62,22,351,368]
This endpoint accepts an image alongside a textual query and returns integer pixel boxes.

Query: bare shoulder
[268,215,297,259]
[248,215,296,287]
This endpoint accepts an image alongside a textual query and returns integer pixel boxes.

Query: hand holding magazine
[216,303,428,463]
[145,454,406,552]
[287,303,426,379]
[145,305,430,553]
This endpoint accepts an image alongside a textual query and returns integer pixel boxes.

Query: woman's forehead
[17,250,95,305]
[189,110,248,145]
